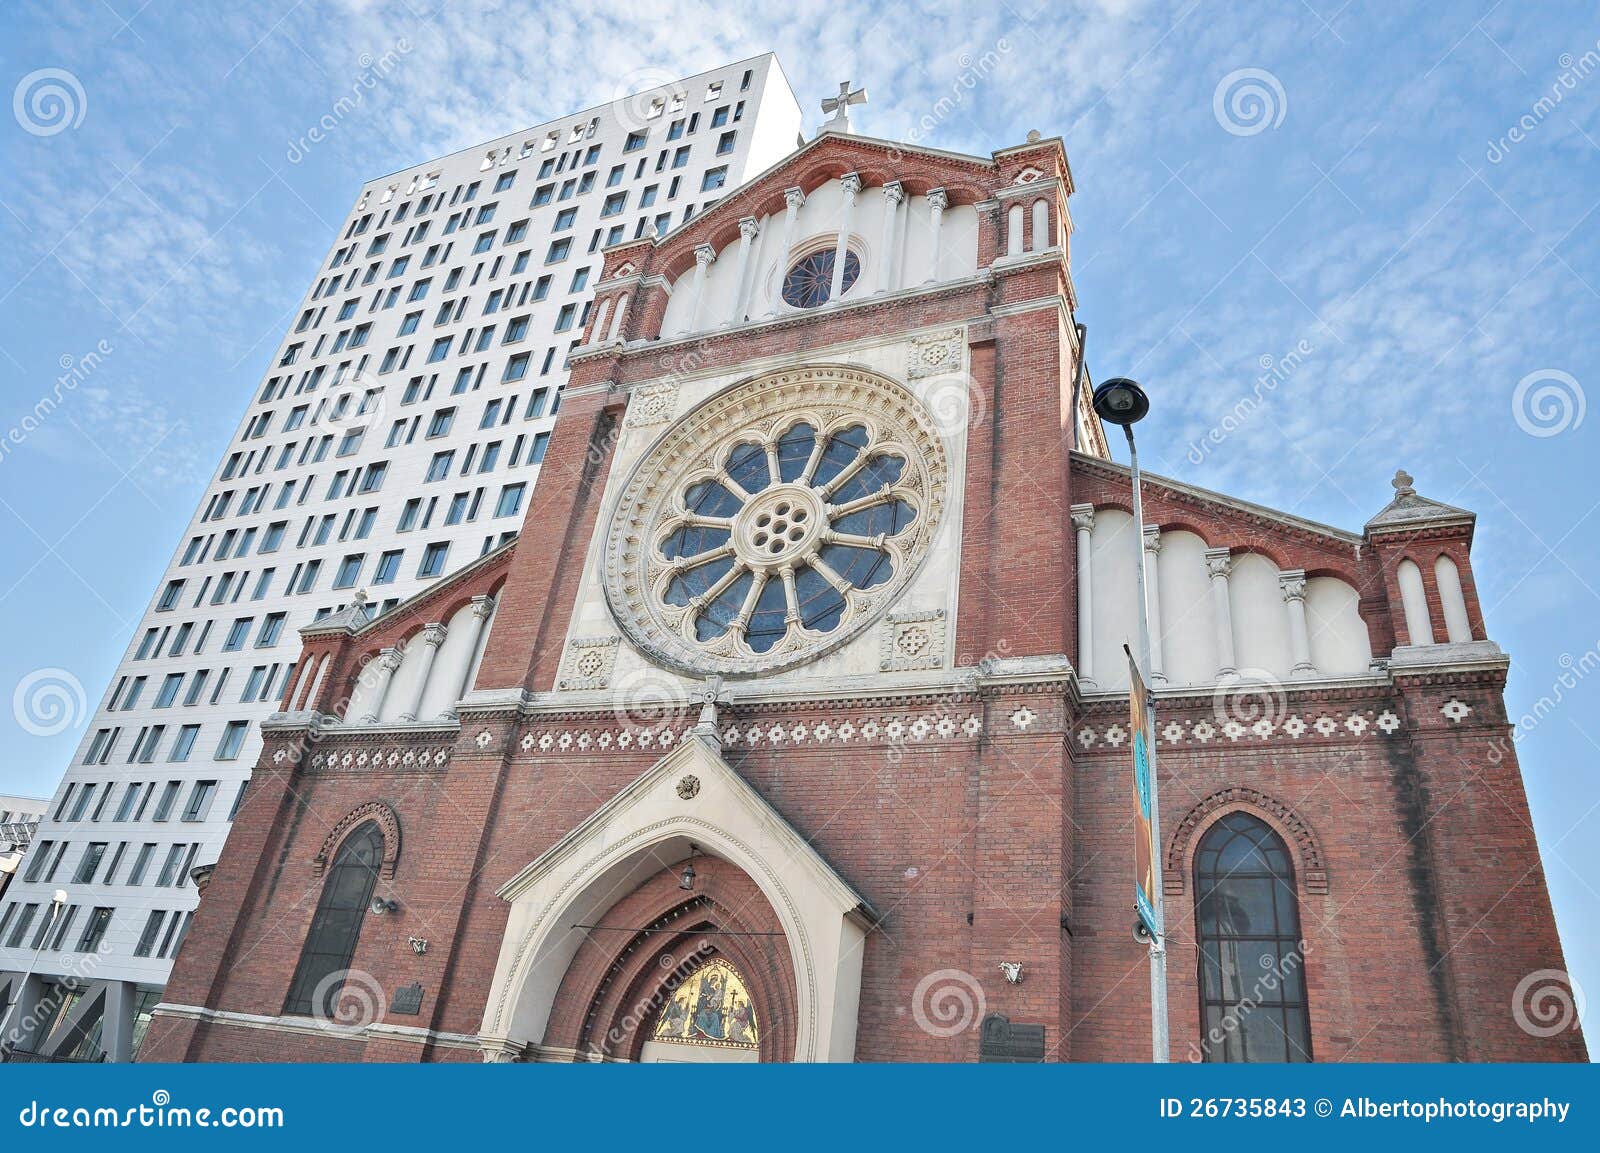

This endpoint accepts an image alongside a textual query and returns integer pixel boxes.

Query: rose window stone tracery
[603,366,948,676]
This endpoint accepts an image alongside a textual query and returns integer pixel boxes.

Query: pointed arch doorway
[477,734,875,1062]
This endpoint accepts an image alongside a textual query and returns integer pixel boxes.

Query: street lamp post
[0,887,68,1054]
[1092,377,1169,1064]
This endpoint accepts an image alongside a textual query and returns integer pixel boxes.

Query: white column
[925,187,948,283]
[358,647,403,723]
[727,216,760,324]
[439,596,495,719]
[877,181,903,293]
[829,172,862,303]
[1071,504,1095,687]
[396,623,447,723]
[768,186,805,315]
[1279,570,1316,677]
[685,243,715,333]
[1143,526,1167,686]
[1204,548,1237,678]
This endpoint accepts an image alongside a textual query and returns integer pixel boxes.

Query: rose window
[781,247,861,309]
[603,367,948,676]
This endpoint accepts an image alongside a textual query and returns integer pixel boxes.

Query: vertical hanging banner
[1127,646,1159,940]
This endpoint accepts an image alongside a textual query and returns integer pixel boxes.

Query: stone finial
[1392,469,1415,496]
[1026,129,1042,143]
[352,588,368,606]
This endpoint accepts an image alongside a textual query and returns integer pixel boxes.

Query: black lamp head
[1092,377,1150,426]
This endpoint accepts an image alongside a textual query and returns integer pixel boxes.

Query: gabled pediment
[498,732,870,917]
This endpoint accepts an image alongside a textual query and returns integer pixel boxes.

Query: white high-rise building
[0,54,804,1062]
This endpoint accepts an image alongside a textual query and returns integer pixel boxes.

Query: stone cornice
[298,537,516,641]
[618,271,994,368]
[1071,452,1365,550]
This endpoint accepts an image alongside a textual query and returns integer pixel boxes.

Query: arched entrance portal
[539,851,798,1062]
[478,734,874,1062]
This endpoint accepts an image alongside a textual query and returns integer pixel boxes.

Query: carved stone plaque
[390,982,424,1016]
[977,1013,1045,1062]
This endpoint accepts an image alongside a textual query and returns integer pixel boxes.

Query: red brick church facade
[141,127,1585,1063]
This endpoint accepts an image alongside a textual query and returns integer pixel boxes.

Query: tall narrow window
[1193,812,1311,1062]
[283,821,384,1018]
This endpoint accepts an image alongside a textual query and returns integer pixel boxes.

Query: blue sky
[2,1,1597,1040]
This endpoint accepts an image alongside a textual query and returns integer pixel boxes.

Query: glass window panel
[810,425,867,488]
[723,442,770,494]
[745,576,790,653]
[774,423,816,482]
[819,543,893,590]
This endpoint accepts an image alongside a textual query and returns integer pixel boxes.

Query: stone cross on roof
[821,80,867,133]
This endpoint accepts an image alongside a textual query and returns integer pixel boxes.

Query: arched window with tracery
[1193,811,1311,1062]
[284,820,384,1018]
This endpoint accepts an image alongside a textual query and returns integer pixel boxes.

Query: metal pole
[1124,423,1169,1063]
[0,897,64,1053]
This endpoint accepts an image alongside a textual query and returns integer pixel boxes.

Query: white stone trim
[150,1002,481,1050]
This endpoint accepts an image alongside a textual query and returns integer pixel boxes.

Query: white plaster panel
[1089,507,1138,690]
[1304,576,1372,675]
[1229,553,1292,679]
[1155,529,1216,686]
[1434,555,1472,644]
[418,600,485,718]
[378,629,429,723]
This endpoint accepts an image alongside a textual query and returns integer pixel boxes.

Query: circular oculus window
[781,246,861,309]
[602,366,948,677]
